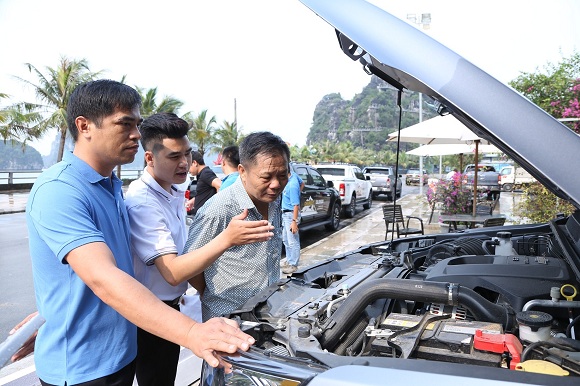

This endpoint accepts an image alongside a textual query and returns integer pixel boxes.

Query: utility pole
[234,98,237,130]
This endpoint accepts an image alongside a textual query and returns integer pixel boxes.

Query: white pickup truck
[499,165,536,191]
[313,164,373,218]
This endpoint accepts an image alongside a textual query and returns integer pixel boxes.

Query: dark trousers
[135,301,181,386]
[40,359,136,386]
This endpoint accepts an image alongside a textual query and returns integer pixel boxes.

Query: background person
[446,168,459,180]
[183,131,290,321]
[187,150,221,215]
[219,145,240,190]
[125,113,273,385]
[281,170,303,274]
[25,79,254,386]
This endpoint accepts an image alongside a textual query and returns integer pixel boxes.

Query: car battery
[370,313,504,366]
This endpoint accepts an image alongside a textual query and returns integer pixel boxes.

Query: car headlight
[200,348,327,386]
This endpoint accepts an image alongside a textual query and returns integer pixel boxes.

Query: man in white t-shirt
[446,168,459,180]
[125,113,274,385]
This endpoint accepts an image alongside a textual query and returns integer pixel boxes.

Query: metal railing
[0,169,144,189]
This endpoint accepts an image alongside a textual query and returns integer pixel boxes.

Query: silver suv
[362,166,403,200]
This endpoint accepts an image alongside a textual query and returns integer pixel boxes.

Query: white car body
[312,164,373,218]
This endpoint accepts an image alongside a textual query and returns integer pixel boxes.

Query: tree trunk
[57,126,67,162]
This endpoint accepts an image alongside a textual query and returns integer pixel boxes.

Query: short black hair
[67,79,141,141]
[222,145,240,168]
[191,150,205,165]
[139,112,190,153]
[239,131,289,167]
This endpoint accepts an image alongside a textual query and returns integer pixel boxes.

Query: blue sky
[0,0,578,155]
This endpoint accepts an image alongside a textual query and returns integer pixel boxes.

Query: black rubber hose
[333,314,369,356]
[550,335,580,351]
[320,279,514,352]
[521,340,579,362]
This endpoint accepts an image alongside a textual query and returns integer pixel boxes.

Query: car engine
[229,213,580,379]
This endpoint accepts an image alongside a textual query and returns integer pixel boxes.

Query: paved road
[0,213,36,341]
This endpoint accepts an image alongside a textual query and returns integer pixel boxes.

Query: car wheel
[325,203,341,231]
[363,191,372,209]
[345,195,356,218]
[502,183,514,192]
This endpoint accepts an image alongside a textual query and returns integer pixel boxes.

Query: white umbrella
[387,114,492,145]
[406,143,500,157]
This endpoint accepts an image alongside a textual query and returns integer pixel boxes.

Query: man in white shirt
[125,113,274,385]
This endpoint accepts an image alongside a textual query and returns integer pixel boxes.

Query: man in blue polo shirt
[25,80,254,386]
[219,145,240,190]
[281,170,304,274]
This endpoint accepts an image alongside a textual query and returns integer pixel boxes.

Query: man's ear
[238,164,246,182]
[75,116,90,139]
[144,150,154,166]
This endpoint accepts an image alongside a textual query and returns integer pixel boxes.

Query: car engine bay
[228,212,580,380]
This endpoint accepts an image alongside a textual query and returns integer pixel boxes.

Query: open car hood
[300,0,580,209]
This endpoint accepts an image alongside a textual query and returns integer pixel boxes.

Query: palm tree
[0,94,44,143]
[213,120,243,152]
[135,87,184,118]
[185,109,216,157]
[11,57,99,162]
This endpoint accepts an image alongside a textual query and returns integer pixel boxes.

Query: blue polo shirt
[26,152,136,385]
[281,173,302,211]
[220,171,239,190]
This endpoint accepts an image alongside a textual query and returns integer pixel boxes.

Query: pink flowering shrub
[551,79,580,132]
[426,173,472,215]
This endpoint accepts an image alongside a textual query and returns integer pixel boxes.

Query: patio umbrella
[407,143,501,174]
[389,115,492,216]
[406,143,500,157]
[387,114,492,145]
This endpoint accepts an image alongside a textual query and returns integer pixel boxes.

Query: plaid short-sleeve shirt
[183,177,282,320]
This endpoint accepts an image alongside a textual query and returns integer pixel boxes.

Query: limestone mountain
[307,75,436,152]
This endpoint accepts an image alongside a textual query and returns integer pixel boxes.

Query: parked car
[362,166,403,200]
[200,1,580,385]
[405,168,429,185]
[313,163,373,218]
[463,163,502,200]
[290,162,342,231]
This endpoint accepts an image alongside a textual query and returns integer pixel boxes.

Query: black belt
[163,295,182,307]
[282,209,292,213]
